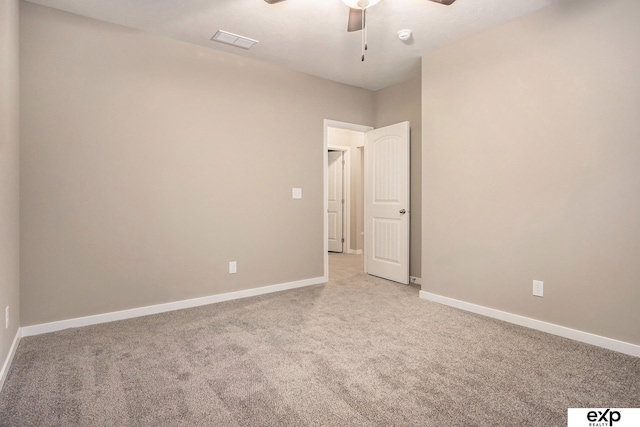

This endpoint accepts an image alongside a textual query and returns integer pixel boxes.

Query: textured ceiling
[25,0,559,90]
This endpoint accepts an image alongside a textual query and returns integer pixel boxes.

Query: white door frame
[323,119,373,280]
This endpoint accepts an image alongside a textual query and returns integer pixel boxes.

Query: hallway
[328,253,363,282]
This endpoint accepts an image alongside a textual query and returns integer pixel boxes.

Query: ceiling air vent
[210,30,258,50]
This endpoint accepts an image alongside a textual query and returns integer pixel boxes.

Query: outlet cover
[533,280,544,297]
[229,261,237,274]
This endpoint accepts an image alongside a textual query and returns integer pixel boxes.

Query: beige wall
[20,3,374,326]
[422,0,640,344]
[0,0,20,375]
[375,76,422,280]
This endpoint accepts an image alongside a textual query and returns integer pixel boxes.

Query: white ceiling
[25,0,559,91]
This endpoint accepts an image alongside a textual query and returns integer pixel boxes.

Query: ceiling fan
[264,0,457,61]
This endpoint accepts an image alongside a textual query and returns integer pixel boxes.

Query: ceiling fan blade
[264,0,286,3]
[347,8,363,32]
[427,0,456,5]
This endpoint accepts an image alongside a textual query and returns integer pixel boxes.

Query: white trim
[328,144,351,254]
[22,276,325,337]
[419,291,640,358]
[346,249,363,255]
[324,119,373,134]
[0,328,21,392]
[410,276,422,286]
[323,119,373,280]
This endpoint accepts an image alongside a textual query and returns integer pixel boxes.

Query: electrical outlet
[5,306,9,329]
[533,280,544,297]
[229,261,237,274]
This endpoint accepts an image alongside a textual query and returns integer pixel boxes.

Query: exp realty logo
[568,408,640,427]
[586,409,620,426]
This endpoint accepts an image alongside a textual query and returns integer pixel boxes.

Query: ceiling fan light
[342,0,381,10]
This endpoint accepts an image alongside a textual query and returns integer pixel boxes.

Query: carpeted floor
[1,254,638,426]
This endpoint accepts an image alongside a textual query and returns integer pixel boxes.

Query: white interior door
[328,150,344,253]
[364,122,410,284]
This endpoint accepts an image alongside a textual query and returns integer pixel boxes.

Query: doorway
[323,120,371,279]
[323,119,411,284]
[327,150,345,253]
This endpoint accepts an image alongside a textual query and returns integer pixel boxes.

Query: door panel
[328,150,344,253]
[365,122,410,283]
[373,218,400,263]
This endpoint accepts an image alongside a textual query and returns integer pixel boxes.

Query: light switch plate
[292,188,302,199]
[533,280,544,297]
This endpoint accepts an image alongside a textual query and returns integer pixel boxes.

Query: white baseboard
[346,249,363,255]
[22,276,325,338]
[0,328,21,392]
[410,276,422,286]
[419,291,640,358]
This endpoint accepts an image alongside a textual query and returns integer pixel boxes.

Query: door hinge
[341,199,345,204]
[342,160,345,165]
[341,238,345,243]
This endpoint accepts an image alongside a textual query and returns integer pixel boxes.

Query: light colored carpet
[1,253,638,426]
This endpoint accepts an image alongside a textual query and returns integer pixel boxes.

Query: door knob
[399,209,406,214]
